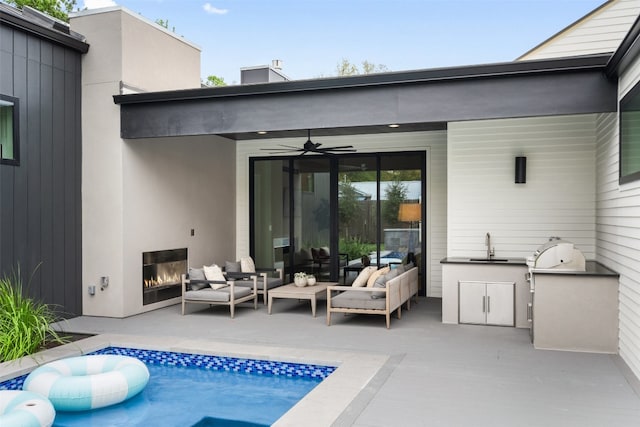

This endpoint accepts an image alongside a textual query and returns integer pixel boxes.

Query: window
[0,94,19,166]
[620,82,640,184]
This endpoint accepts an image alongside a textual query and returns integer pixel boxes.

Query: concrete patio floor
[39,297,640,426]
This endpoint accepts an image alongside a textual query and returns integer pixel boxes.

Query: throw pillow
[203,264,228,290]
[319,247,330,258]
[351,266,377,287]
[367,266,390,287]
[188,267,208,290]
[225,261,242,273]
[372,269,399,299]
[240,256,256,273]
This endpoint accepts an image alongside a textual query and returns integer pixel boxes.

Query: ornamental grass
[0,268,67,362]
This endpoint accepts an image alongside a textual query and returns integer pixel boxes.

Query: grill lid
[528,237,586,271]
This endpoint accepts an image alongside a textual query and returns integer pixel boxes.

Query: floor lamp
[398,203,421,255]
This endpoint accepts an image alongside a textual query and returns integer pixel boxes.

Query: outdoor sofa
[326,263,418,328]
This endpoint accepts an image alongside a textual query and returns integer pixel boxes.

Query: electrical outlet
[88,285,95,295]
[101,276,109,288]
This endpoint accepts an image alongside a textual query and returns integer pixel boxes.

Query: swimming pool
[0,346,336,426]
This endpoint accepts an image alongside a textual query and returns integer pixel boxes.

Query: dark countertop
[440,257,527,266]
[532,261,619,277]
[440,257,619,277]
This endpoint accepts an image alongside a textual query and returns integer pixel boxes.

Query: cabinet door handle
[487,296,491,313]
[482,296,486,313]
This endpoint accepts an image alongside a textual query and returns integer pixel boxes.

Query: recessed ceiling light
[257,131,268,135]
[388,124,400,128]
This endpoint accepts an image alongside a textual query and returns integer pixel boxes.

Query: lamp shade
[398,203,421,222]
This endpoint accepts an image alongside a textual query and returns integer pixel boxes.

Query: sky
[79,0,607,85]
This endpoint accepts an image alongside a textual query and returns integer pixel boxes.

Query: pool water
[0,347,336,427]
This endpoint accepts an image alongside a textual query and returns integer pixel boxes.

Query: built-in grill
[525,237,586,343]
[526,237,586,272]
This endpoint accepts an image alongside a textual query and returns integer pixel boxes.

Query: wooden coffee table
[268,282,337,317]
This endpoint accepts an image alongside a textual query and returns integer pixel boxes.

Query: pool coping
[0,334,390,426]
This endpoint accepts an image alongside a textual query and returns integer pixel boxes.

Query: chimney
[272,59,283,70]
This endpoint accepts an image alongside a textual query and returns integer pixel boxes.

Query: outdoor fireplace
[142,248,187,305]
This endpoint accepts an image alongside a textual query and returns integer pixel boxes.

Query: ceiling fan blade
[324,145,355,150]
[261,144,304,153]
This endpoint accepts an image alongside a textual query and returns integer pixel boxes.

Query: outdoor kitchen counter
[440,257,527,265]
[441,258,529,328]
[532,260,619,276]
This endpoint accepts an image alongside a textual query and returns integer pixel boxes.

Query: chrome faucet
[485,232,494,259]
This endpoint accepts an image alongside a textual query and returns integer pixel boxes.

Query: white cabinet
[459,281,514,326]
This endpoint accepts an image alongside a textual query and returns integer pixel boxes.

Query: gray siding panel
[0,23,82,316]
[119,70,617,139]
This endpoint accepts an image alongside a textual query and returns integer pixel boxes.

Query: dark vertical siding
[0,23,82,317]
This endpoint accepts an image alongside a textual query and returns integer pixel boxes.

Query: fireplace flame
[144,272,181,288]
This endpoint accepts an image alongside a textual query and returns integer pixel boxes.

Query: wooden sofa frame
[326,266,419,328]
[181,274,258,318]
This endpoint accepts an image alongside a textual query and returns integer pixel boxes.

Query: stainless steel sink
[468,258,509,262]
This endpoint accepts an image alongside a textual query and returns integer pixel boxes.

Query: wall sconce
[515,156,526,184]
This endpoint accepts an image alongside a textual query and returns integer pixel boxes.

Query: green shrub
[339,237,377,261]
[0,269,67,362]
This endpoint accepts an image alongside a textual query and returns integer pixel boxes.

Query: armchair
[181,267,257,318]
[225,258,284,305]
[311,247,349,278]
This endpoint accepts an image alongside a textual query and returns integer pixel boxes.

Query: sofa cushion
[352,266,377,287]
[225,261,242,273]
[265,276,284,289]
[299,248,312,262]
[188,268,208,291]
[240,256,256,273]
[319,247,330,258]
[184,286,252,302]
[372,269,399,299]
[367,266,390,287]
[394,264,405,275]
[331,290,386,310]
[203,264,227,290]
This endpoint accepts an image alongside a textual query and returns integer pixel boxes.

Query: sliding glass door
[251,151,425,291]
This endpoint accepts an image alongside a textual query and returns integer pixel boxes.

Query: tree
[6,0,76,22]
[382,180,408,227]
[203,75,227,87]
[338,179,360,238]
[336,58,390,76]
[155,18,175,33]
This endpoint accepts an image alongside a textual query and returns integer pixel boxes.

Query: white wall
[71,8,205,317]
[447,115,597,260]
[236,131,448,297]
[520,0,640,60]
[121,136,235,316]
[596,49,640,380]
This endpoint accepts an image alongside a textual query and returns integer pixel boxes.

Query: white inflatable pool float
[0,390,55,427]
[23,355,150,412]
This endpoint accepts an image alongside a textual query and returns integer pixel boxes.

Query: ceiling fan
[263,130,356,156]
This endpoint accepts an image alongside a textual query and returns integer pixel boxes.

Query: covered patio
[40,298,640,426]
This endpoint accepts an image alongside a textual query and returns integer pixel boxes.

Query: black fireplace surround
[142,248,187,305]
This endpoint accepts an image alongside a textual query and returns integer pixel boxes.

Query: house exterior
[6,0,640,383]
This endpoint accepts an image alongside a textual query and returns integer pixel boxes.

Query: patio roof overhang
[113,54,616,140]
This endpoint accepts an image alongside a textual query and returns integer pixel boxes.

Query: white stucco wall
[121,136,236,316]
[71,7,206,317]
